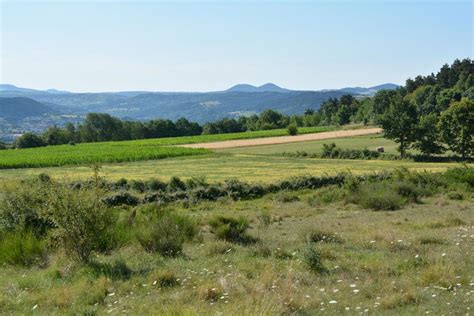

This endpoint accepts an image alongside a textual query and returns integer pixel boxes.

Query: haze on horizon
[0,0,472,93]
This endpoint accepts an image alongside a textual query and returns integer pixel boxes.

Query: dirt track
[180,127,382,149]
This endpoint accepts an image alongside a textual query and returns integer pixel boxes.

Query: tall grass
[0,231,46,266]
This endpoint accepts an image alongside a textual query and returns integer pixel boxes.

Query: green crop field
[0,126,331,169]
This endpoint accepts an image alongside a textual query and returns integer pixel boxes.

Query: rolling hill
[0,83,399,123]
[0,97,57,122]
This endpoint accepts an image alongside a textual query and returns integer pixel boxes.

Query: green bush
[168,176,187,192]
[137,210,197,257]
[444,167,474,188]
[88,259,132,280]
[209,216,255,244]
[447,191,464,200]
[287,124,298,136]
[146,178,167,191]
[43,186,117,263]
[302,246,327,274]
[0,231,46,266]
[130,180,146,193]
[102,192,140,206]
[0,184,54,237]
[350,182,406,211]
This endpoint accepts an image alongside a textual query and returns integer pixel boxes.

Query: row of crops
[0,126,332,169]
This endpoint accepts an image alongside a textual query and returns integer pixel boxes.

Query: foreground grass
[0,126,331,169]
[0,153,460,183]
[0,181,472,315]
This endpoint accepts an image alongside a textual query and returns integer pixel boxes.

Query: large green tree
[380,95,418,158]
[438,98,474,159]
[15,133,46,149]
[413,113,444,157]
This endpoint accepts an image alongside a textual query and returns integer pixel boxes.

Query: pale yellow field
[0,153,460,184]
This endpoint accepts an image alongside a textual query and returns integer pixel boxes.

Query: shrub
[320,143,382,160]
[130,180,146,193]
[137,210,197,257]
[447,191,464,200]
[287,124,298,136]
[444,167,474,188]
[154,271,179,288]
[102,192,140,207]
[302,246,327,274]
[0,184,54,237]
[274,192,300,203]
[43,186,117,263]
[0,231,46,266]
[209,215,255,244]
[308,186,345,205]
[206,241,234,256]
[168,176,187,192]
[15,132,46,148]
[114,178,129,190]
[146,178,167,191]
[88,259,132,280]
[392,181,422,203]
[306,229,343,243]
[37,173,52,183]
[349,182,405,211]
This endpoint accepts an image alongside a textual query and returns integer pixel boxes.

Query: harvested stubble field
[0,153,459,184]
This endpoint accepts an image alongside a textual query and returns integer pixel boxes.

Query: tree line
[8,58,473,159]
[10,109,323,149]
[316,58,473,159]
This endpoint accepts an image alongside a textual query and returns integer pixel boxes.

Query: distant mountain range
[0,83,398,124]
[0,97,57,122]
[339,83,400,95]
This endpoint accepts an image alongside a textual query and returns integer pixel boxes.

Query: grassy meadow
[0,167,472,315]
[0,130,472,315]
[0,152,458,184]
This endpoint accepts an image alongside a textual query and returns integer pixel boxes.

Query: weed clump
[348,182,405,211]
[0,231,46,266]
[306,229,343,243]
[302,246,327,274]
[88,259,132,280]
[209,215,255,244]
[137,210,197,257]
[154,271,179,288]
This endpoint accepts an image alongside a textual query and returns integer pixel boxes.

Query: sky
[0,0,472,92]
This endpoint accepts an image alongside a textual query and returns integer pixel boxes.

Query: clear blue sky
[1,0,472,92]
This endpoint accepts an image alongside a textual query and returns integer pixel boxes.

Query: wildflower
[350,284,357,288]
[329,300,337,304]
[353,289,360,293]
[32,305,38,310]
